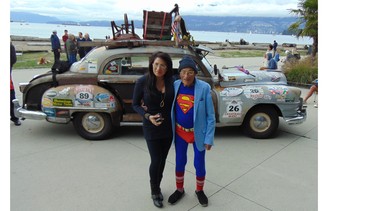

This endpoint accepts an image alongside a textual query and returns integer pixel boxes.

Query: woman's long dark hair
[146,51,173,95]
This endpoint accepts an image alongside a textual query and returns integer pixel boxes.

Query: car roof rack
[78,4,199,49]
[78,39,196,49]
[77,39,213,58]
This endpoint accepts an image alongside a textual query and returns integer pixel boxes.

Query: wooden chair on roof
[111,14,140,40]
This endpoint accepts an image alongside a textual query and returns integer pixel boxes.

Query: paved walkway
[10,60,317,211]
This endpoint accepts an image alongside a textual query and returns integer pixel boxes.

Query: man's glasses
[180,70,195,76]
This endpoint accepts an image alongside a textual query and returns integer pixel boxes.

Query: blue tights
[175,134,206,177]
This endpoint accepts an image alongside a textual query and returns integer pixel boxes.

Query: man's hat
[178,56,197,73]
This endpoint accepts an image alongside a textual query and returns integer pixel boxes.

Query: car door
[97,54,150,122]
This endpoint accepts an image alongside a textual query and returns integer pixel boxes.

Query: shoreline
[11,35,305,53]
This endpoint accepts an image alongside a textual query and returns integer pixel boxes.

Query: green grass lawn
[215,50,265,58]
[13,51,58,69]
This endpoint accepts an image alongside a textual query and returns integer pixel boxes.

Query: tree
[288,0,318,57]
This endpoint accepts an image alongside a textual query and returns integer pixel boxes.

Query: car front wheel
[242,106,279,139]
[73,112,113,140]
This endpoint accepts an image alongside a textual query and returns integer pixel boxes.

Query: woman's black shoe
[158,193,164,201]
[151,194,163,208]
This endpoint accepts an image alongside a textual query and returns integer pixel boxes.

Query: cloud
[10,0,299,21]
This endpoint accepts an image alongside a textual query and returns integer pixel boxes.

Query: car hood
[219,66,287,87]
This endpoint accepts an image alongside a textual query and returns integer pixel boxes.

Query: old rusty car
[13,8,306,140]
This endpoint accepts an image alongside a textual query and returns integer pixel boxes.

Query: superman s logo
[177,94,194,114]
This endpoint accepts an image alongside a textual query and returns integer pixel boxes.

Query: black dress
[132,75,174,140]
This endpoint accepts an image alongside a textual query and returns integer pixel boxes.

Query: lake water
[10,22,313,45]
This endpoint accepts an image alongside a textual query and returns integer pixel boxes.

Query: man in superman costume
[168,56,215,207]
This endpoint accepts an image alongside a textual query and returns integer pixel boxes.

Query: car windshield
[201,56,214,76]
[70,47,106,73]
[81,46,104,62]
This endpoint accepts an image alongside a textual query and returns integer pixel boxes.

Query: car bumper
[12,99,47,120]
[284,104,307,125]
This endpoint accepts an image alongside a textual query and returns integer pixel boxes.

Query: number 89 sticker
[223,100,242,118]
[75,91,94,107]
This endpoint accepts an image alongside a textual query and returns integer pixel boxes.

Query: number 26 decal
[229,105,240,112]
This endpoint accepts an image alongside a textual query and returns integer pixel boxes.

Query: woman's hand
[149,114,163,126]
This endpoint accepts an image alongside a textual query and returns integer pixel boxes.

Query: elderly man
[168,56,215,207]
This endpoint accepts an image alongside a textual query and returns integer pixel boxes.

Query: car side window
[123,56,148,75]
[120,57,132,74]
[103,59,121,75]
[103,56,149,75]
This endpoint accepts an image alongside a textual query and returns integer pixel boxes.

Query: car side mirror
[214,64,218,75]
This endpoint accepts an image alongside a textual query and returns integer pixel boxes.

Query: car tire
[73,112,113,140]
[242,106,279,139]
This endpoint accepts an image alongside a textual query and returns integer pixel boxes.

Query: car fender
[214,85,302,124]
[41,84,121,124]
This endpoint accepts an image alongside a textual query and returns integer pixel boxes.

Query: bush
[283,55,318,85]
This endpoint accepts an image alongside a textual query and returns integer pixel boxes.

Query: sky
[10,0,300,21]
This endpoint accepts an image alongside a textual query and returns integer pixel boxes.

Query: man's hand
[205,144,212,151]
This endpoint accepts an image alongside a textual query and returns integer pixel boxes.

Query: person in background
[76,32,86,59]
[168,56,215,207]
[267,49,280,69]
[274,49,280,63]
[267,56,278,69]
[283,50,298,64]
[260,44,274,70]
[284,50,292,63]
[65,34,77,65]
[83,33,93,55]
[10,39,21,126]
[307,45,312,55]
[50,30,61,63]
[303,79,318,106]
[273,40,278,56]
[62,29,69,60]
[132,52,175,208]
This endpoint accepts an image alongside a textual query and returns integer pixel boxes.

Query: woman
[132,52,174,208]
[260,44,273,70]
[65,34,77,65]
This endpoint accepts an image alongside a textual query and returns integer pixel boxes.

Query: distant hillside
[11,11,60,23]
[182,16,297,34]
[10,11,297,35]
